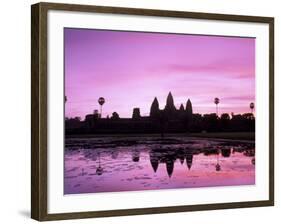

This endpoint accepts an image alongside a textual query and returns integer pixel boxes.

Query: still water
[64,137,255,194]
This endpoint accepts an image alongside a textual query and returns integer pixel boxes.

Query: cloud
[150,60,255,79]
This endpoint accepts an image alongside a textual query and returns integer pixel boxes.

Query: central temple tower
[165,92,176,111]
[164,92,176,118]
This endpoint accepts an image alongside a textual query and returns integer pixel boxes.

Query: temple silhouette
[65,91,255,135]
[77,142,255,178]
[66,92,194,134]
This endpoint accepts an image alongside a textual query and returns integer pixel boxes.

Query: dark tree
[214,97,220,115]
[190,113,203,132]
[220,113,230,131]
[250,102,255,113]
[98,97,105,118]
[203,113,219,132]
[111,112,120,120]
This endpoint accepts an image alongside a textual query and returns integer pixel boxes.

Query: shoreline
[65,132,255,142]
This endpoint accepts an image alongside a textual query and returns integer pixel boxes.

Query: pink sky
[64,28,255,119]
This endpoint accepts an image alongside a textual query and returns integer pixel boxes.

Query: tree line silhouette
[65,92,255,134]
[190,112,255,132]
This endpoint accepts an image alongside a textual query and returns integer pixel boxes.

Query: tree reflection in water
[96,152,103,175]
[65,138,255,194]
[77,140,255,178]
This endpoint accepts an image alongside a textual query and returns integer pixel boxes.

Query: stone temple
[150,91,193,122]
[65,92,193,134]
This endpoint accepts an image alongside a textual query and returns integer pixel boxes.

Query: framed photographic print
[31,2,274,221]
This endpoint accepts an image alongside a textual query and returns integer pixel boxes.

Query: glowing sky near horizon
[65,28,255,119]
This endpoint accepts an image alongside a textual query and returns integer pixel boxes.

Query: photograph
[64,28,256,194]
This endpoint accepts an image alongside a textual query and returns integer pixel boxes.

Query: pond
[64,137,255,194]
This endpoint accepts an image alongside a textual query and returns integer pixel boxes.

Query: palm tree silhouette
[250,102,254,114]
[215,149,221,172]
[98,97,105,118]
[214,97,220,116]
[96,152,103,175]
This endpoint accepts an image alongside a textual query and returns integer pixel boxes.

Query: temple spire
[167,92,174,106]
[186,99,193,115]
[179,103,184,111]
[186,99,193,130]
[150,97,160,118]
[166,159,174,178]
[165,92,176,112]
[186,154,193,170]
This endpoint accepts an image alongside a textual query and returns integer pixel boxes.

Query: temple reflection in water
[76,141,255,178]
[65,138,255,194]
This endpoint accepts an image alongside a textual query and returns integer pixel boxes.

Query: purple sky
[65,28,255,119]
